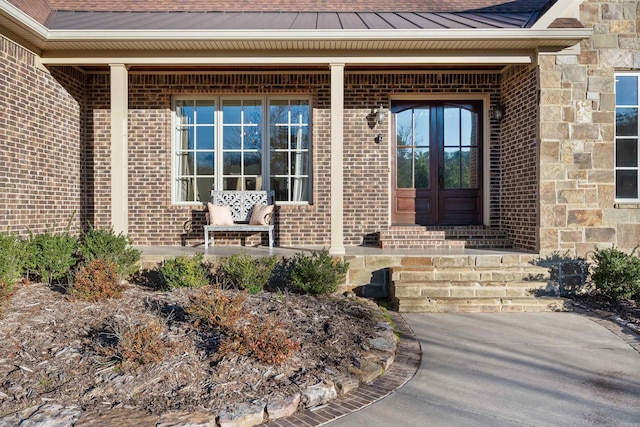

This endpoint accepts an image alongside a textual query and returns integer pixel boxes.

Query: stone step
[393,296,570,313]
[392,280,559,299]
[391,267,552,283]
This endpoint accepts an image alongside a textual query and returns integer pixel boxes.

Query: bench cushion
[207,203,235,226]
[249,204,274,226]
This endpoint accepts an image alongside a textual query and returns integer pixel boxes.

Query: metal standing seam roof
[46,10,536,31]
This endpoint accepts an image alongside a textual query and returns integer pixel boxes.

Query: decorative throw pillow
[207,203,235,226]
[249,204,274,226]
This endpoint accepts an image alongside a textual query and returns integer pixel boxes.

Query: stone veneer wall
[0,36,84,237]
[538,0,639,256]
[499,65,540,251]
[77,71,502,246]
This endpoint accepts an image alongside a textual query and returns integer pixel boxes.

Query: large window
[173,96,311,204]
[615,74,640,201]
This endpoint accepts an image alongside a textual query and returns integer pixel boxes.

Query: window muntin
[615,74,640,201]
[173,96,311,204]
[174,99,216,203]
[269,100,311,203]
[222,99,263,191]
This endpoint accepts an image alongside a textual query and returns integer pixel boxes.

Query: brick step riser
[380,232,508,239]
[381,243,467,250]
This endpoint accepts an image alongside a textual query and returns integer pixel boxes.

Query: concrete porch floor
[136,244,533,259]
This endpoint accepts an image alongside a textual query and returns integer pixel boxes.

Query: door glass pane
[444,107,460,144]
[461,108,478,147]
[396,148,412,188]
[414,148,430,189]
[444,147,460,189]
[617,76,638,106]
[616,170,638,199]
[617,139,638,167]
[616,108,638,136]
[414,108,430,147]
[396,110,413,146]
[460,147,478,189]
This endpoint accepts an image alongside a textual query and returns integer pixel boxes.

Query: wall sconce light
[375,105,387,125]
[490,102,505,121]
[368,105,387,143]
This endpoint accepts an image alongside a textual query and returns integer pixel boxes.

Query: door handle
[438,167,444,188]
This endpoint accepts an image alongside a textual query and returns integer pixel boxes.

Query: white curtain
[292,112,306,201]
[176,103,192,201]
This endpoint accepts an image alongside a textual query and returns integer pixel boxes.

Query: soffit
[0,0,591,64]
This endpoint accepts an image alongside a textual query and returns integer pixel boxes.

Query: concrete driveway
[327,312,640,427]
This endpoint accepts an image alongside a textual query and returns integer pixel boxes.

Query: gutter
[45,28,592,43]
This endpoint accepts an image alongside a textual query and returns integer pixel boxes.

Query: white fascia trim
[45,27,592,42]
[532,0,582,29]
[0,0,48,39]
[39,54,536,66]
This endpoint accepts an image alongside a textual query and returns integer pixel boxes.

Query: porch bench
[204,190,275,248]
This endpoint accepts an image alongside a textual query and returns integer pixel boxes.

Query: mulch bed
[0,281,389,417]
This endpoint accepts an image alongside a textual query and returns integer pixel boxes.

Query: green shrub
[0,232,25,291]
[290,249,349,295]
[71,258,126,301]
[158,253,209,290]
[78,225,141,280]
[23,230,78,285]
[591,246,640,302]
[219,253,278,294]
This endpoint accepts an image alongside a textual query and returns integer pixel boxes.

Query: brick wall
[77,71,502,246]
[538,0,639,256]
[500,65,540,251]
[0,36,84,237]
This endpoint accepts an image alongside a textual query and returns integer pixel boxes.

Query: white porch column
[110,64,128,235]
[329,63,345,255]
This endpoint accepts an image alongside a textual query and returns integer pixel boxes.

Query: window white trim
[171,95,313,205]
